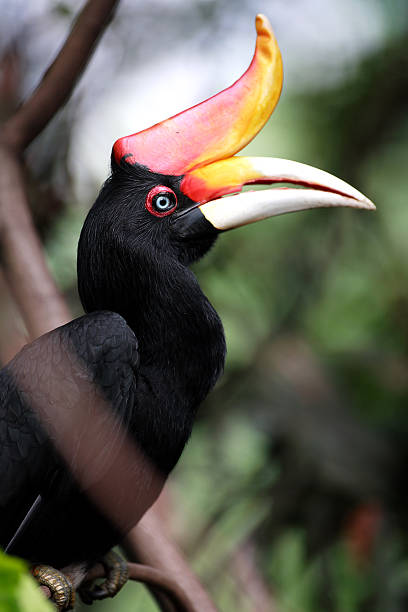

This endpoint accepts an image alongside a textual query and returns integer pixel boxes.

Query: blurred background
[1,0,408,610]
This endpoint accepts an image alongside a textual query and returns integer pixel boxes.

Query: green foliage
[0,550,53,612]
[76,580,159,612]
[45,206,85,293]
[265,533,372,612]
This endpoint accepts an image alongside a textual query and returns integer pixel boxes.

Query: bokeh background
[1,0,408,610]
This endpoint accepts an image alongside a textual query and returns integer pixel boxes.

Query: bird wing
[1,311,148,565]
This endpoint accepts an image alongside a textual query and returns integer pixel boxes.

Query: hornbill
[0,15,374,608]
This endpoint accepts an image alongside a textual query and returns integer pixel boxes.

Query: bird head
[79,14,374,317]
[110,14,373,260]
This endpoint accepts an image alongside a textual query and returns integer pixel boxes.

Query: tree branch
[0,146,71,337]
[1,0,119,153]
[123,512,218,612]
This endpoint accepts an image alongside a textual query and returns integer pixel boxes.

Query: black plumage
[0,160,226,568]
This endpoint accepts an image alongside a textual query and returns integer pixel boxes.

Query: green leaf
[0,550,53,612]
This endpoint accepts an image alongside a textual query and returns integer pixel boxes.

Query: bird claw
[31,565,75,610]
[78,551,129,604]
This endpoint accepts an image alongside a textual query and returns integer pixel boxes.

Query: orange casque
[113,15,283,203]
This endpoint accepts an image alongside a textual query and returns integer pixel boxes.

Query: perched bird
[0,15,374,609]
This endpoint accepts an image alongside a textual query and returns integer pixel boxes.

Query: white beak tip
[354,198,376,211]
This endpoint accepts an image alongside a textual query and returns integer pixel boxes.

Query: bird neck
[78,228,225,470]
[128,251,225,401]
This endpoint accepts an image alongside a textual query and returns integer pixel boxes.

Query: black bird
[0,15,374,608]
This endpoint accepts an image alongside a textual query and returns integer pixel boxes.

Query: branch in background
[0,271,27,365]
[0,146,71,337]
[231,541,277,612]
[1,0,119,153]
[0,1,218,609]
[124,513,218,612]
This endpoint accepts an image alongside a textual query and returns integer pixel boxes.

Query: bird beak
[169,14,374,236]
[172,155,375,237]
[113,14,375,233]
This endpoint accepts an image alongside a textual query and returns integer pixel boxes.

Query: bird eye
[145,186,178,217]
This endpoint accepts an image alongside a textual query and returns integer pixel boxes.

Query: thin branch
[1,0,119,153]
[232,541,278,612]
[0,146,71,337]
[124,512,218,612]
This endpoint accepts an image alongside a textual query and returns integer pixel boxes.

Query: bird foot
[78,551,129,604]
[31,565,75,610]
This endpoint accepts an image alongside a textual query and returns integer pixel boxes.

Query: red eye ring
[145,185,178,217]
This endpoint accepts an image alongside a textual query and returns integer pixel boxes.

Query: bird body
[1,288,224,566]
[0,14,374,600]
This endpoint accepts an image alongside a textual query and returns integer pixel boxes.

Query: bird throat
[125,254,226,407]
